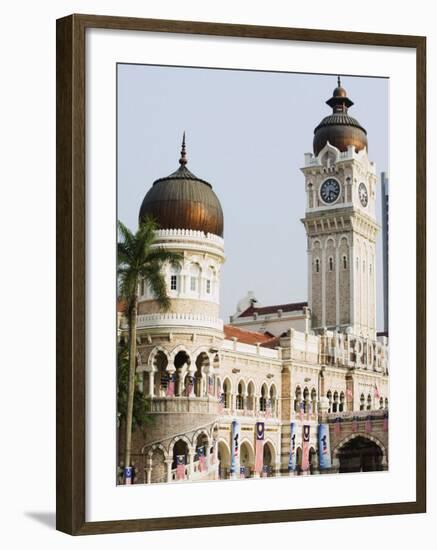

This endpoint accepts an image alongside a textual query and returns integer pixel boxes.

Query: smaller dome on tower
[313,76,368,156]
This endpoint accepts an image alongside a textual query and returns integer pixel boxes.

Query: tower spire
[179,131,187,166]
[337,75,341,87]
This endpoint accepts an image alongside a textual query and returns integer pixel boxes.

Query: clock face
[358,182,368,207]
[320,178,340,204]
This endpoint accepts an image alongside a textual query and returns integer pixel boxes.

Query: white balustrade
[137,312,223,331]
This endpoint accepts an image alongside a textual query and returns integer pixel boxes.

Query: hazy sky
[117,64,388,330]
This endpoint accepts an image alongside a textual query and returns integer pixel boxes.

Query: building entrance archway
[337,436,383,473]
[218,441,231,479]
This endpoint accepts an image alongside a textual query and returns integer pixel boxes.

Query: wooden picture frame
[56,13,426,535]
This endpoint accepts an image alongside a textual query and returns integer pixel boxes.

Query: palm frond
[146,247,183,268]
[141,262,171,311]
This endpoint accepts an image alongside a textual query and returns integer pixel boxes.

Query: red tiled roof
[224,325,278,347]
[239,301,307,318]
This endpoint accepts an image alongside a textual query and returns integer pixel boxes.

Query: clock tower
[301,78,379,339]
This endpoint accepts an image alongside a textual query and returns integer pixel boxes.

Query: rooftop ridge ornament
[179,131,187,165]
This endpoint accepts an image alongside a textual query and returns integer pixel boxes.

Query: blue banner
[230,420,240,474]
[288,422,297,471]
[318,423,332,470]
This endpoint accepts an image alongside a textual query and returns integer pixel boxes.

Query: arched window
[189,263,200,293]
[205,267,214,295]
[169,266,180,292]
[311,388,317,414]
[170,275,177,290]
[315,258,320,273]
[359,393,365,410]
[269,385,277,416]
[367,393,372,410]
[332,391,339,413]
[294,386,302,412]
[379,397,384,409]
[385,397,389,409]
[343,255,347,269]
[327,390,332,413]
[339,391,345,412]
[259,384,268,412]
[303,387,310,413]
[236,381,245,410]
[328,257,334,272]
[247,382,255,411]
[223,379,231,409]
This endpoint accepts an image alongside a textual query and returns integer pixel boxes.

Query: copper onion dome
[139,133,224,237]
[313,77,368,156]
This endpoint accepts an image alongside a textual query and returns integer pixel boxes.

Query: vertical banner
[318,423,332,470]
[288,422,297,471]
[255,421,265,474]
[302,424,310,471]
[124,466,133,485]
[230,420,240,475]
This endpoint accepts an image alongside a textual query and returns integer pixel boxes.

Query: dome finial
[337,75,341,87]
[179,131,187,166]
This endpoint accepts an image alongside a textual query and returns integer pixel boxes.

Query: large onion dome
[313,77,368,156]
[139,134,224,237]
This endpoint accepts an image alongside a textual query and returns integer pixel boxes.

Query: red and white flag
[184,375,194,396]
[346,388,353,398]
[255,422,264,474]
[176,455,185,480]
[374,384,381,399]
[302,425,310,471]
[198,447,207,472]
[166,373,175,397]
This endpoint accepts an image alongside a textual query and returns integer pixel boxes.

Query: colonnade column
[165,458,173,483]
[188,450,194,479]
[147,369,155,398]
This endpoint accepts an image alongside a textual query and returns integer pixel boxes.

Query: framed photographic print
[56,14,426,535]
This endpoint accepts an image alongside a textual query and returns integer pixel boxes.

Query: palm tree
[117,218,182,483]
